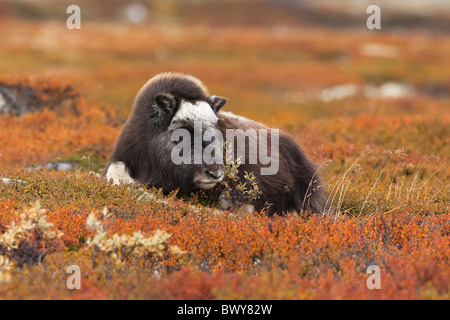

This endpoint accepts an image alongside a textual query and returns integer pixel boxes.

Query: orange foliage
[0,18,449,299]
[0,193,448,299]
[0,77,120,168]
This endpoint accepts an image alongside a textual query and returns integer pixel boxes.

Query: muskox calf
[105,72,326,215]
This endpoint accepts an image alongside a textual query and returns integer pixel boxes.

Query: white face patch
[171,100,218,128]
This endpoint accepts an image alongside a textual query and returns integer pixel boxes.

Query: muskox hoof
[217,198,231,210]
[240,204,255,214]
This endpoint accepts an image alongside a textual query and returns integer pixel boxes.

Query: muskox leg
[217,192,231,210]
[216,191,255,213]
[106,161,136,185]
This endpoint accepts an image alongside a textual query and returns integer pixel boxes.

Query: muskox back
[218,111,326,215]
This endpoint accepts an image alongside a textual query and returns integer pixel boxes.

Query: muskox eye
[171,118,180,125]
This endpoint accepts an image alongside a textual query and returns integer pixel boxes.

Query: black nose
[206,169,224,180]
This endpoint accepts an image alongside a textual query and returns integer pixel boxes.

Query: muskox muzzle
[193,164,225,190]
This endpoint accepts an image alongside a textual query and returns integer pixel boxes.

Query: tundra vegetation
[0,15,449,299]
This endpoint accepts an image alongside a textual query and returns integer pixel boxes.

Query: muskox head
[154,92,227,190]
[107,73,228,194]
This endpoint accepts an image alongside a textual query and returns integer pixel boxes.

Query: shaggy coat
[106,72,224,194]
[217,112,326,215]
[105,72,326,215]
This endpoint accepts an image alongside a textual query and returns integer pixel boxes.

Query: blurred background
[1,0,450,28]
[0,0,449,173]
[1,0,449,120]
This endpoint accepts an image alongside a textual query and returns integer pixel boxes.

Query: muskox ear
[209,95,227,113]
[155,93,177,114]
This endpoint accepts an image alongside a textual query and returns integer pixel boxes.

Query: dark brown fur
[218,113,326,215]
[105,72,326,215]
[105,72,220,194]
